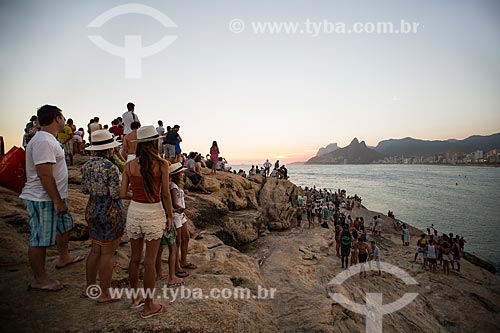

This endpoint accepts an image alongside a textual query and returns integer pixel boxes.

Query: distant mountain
[306,138,385,164]
[316,143,339,156]
[375,133,500,157]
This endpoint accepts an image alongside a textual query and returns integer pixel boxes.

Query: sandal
[55,255,85,269]
[141,303,165,319]
[181,263,197,269]
[167,281,185,288]
[175,271,189,278]
[129,299,145,309]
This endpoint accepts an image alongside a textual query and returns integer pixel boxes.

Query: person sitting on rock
[185,152,210,194]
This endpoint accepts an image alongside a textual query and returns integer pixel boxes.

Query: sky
[1,0,499,164]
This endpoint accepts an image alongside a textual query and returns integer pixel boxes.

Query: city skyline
[1,0,499,164]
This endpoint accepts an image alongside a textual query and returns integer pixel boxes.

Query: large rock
[259,177,301,230]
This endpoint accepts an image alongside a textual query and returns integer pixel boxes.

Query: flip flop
[55,255,85,269]
[28,282,64,292]
[167,281,185,288]
[181,263,197,269]
[129,299,145,309]
[141,303,165,319]
[175,271,189,278]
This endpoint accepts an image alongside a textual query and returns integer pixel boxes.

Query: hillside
[316,143,340,156]
[375,133,500,157]
[306,138,385,164]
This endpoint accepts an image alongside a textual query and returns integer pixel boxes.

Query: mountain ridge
[306,137,385,164]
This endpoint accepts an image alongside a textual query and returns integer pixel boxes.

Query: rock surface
[0,157,499,332]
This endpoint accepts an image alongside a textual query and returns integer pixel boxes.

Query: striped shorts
[22,199,74,247]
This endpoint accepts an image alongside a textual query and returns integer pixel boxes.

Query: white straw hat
[133,125,161,142]
[169,162,187,175]
[86,130,121,150]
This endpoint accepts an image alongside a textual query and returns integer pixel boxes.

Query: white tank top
[427,245,436,259]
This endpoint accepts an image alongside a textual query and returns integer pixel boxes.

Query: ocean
[232,164,500,270]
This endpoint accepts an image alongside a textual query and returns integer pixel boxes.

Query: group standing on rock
[296,186,382,277]
[20,104,223,319]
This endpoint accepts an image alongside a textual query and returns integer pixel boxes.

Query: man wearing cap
[20,105,84,291]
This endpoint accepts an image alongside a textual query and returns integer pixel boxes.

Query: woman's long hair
[171,171,184,189]
[136,140,162,202]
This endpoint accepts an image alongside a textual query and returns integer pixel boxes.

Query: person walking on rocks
[20,105,84,291]
[357,236,370,278]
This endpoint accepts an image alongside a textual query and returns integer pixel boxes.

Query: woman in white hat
[120,125,174,318]
[169,162,197,278]
[81,130,126,303]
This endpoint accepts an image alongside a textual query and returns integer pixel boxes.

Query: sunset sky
[1,0,499,164]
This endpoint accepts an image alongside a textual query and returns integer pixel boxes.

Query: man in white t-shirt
[122,102,140,135]
[370,241,381,276]
[20,105,84,291]
[156,120,166,158]
[263,159,272,177]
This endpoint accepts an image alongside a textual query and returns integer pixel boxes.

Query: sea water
[232,164,500,270]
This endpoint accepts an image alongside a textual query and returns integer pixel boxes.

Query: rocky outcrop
[259,177,301,230]
[1,157,499,332]
[185,168,300,246]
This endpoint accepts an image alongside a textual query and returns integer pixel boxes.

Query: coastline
[0,163,499,331]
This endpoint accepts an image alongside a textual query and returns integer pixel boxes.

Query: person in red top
[108,119,123,140]
[120,125,174,318]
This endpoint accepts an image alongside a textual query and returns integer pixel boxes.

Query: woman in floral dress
[81,130,125,303]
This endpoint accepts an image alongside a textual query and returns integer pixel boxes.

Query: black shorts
[358,253,368,263]
[186,172,202,186]
[341,246,351,257]
[427,258,437,264]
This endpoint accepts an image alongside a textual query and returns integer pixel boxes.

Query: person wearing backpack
[340,225,352,269]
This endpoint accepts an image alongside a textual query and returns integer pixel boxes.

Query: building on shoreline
[376,149,500,165]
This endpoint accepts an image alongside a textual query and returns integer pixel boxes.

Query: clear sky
[1,0,499,164]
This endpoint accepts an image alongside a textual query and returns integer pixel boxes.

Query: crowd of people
[232,160,289,180]
[295,187,380,277]
[20,103,228,319]
[19,104,470,321]
[411,226,466,275]
[296,185,469,277]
